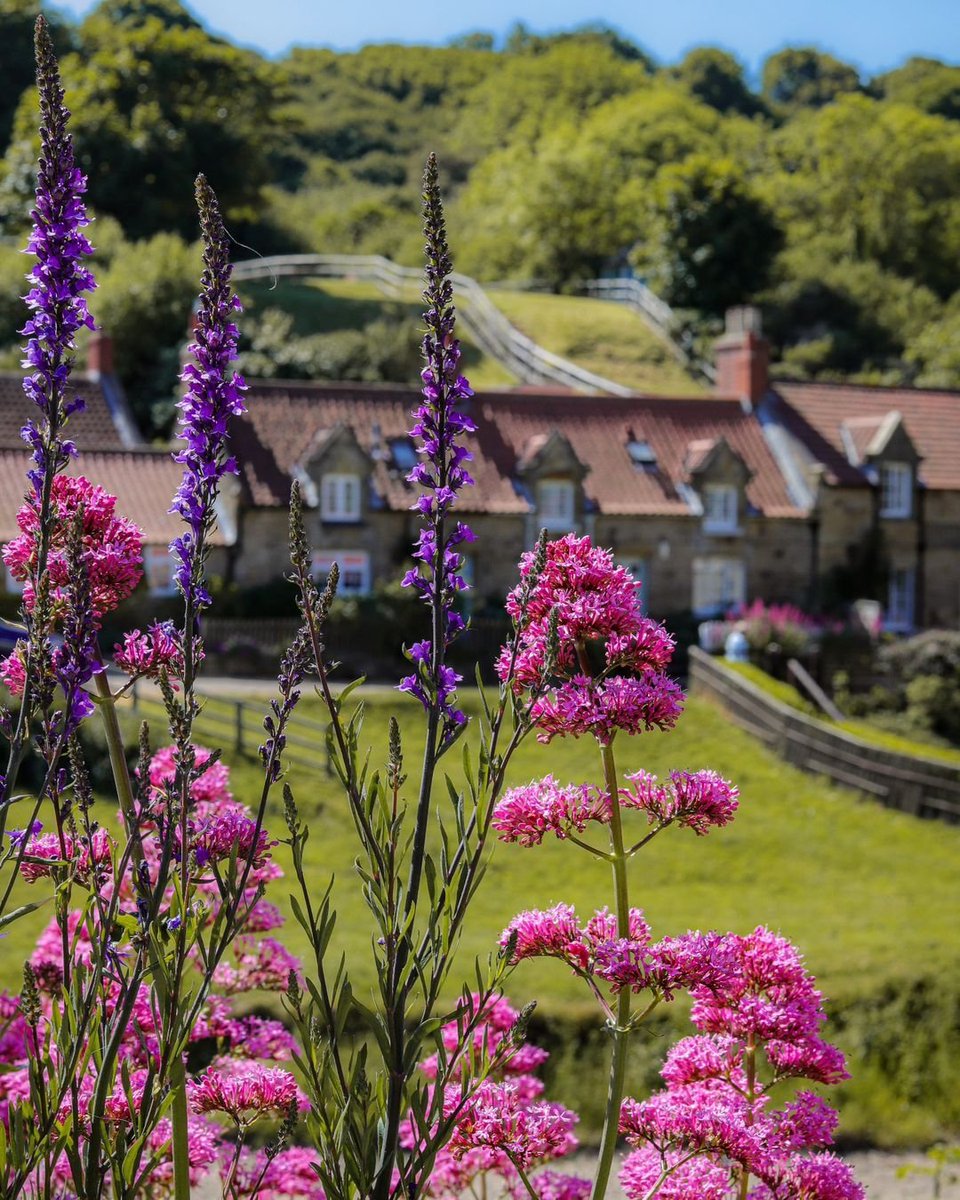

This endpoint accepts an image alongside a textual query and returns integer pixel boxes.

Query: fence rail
[689,647,960,823]
[129,685,331,774]
[582,278,717,385]
[232,253,634,396]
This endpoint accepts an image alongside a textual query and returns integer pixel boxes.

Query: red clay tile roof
[234,380,803,518]
[0,372,130,451]
[775,382,960,490]
[0,448,224,544]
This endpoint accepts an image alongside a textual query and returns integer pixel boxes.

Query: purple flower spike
[169,175,247,613]
[398,155,476,736]
[21,15,96,496]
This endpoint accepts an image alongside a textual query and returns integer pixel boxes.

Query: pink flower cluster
[3,736,311,1196]
[16,825,111,884]
[112,620,185,681]
[493,768,738,847]
[620,769,739,835]
[188,1062,304,1123]
[403,994,590,1200]
[500,905,731,1001]
[496,535,682,744]
[492,776,610,846]
[618,927,862,1200]
[1,474,142,618]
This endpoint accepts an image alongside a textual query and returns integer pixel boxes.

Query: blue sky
[53,0,960,76]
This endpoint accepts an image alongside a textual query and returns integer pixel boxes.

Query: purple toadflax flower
[399,154,476,735]
[169,175,246,615]
[20,15,96,498]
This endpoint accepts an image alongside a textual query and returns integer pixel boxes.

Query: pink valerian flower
[2,474,142,619]
[224,1016,298,1062]
[619,1085,765,1173]
[530,1170,593,1200]
[689,928,828,1044]
[621,1147,732,1200]
[499,904,585,967]
[754,1152,865,1200]
[17,825,111,883]
[766,1038,849,1086]
[450,1080,579,1171]
[228,1146,326,1199]
[188,1063,303,1122]
[492,776,611,846]
[113,621,186,681]
[620,770,739,835]
[772,1093,838,1153]
[660,1035,746,1090]
[529,673,684,745]
[212,935,302,994]
[0,647,26,696]
[189,807,276,872]
[147,744,233,808]
[145,1116,221,1188]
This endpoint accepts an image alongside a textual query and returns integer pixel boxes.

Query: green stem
[92,669,140,868]
[738,1034,757,1200]
[591,737,631,1200]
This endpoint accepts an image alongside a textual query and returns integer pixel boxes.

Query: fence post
[235,700,245,756]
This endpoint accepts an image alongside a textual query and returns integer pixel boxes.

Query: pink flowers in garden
[189,1063,303,1122]
[2,474,142,618]
[497,534,682,744]
[618,927,863,1199]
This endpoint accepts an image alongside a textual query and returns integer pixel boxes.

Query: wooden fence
[129,686,332,775]
[232,253,634,396]
[689,647,960,823]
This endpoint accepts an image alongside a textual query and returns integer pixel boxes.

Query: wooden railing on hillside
[582,277,718,385]
[689,647,960,823]
[232,253,635,396]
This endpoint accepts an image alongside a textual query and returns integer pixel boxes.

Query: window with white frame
[537,479,575,532]
[320,474,362,523]
[886,567,915,632]
[879,462,912,519]
[312,550,370,597]
[143,545,176,597]
[692,557,746,616]
[702,484,740,534]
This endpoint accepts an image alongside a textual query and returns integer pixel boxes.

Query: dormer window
[703,484,739,534]
[879,462,912,519]
[321,473,362,523]
[537,479,575,532]
[627,439,657,469]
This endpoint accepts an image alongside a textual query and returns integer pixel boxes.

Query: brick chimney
[86,332,114,376]
[714,306,768,411]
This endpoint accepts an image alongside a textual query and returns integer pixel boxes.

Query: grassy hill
[490,290,705,395]
[237,275,704,395]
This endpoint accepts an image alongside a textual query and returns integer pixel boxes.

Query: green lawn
[5,685,959,1143]
[490,290,705,396]
[7,687,958,1004]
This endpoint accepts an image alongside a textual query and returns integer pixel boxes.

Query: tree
[671,48,765,117]
[3,0,284,238]
[631,154,782,313]
[760,95,960,297]
[762,47,861,111]
[873,57,960,121]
